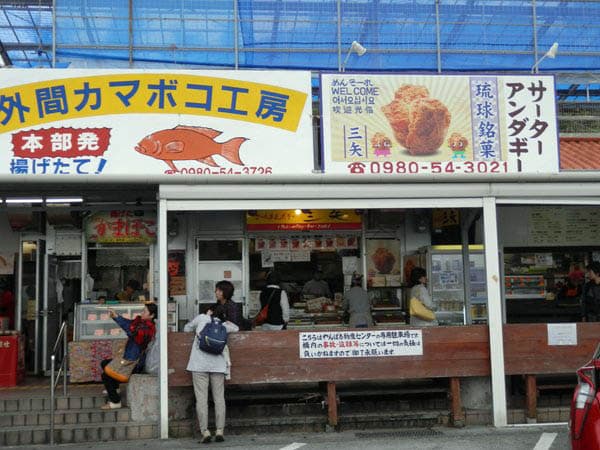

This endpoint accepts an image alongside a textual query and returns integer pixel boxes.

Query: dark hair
[209,303,227,321]
[351,273,363,287]
[410,267,427,287]
[266,270,280,285]
[587,261,600,275]
[145,302,158,322]
[215,280,234,301]
[127,279,141,291]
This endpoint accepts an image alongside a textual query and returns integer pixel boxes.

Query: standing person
[342,273,373,328]
[409,267,438,326]
[260,271,290,330]
[184,300,239,443]
[302,269,331,298]
[116,279,142,303]
[214,280,241,327]
[100,302,157,409]
[582,261,600,322]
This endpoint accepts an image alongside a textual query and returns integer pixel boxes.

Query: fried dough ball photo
[381,84,451,155]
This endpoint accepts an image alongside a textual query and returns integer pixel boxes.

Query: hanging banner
[320,74,559,176]
[168,250,186,296]
[85,210,156,244]
[0,69,313,177]
[246,209,362,231]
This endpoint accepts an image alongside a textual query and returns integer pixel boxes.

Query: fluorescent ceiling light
[5,197,43,204]
[46,197,84,203]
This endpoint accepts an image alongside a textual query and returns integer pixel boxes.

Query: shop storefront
[1,68,599,439]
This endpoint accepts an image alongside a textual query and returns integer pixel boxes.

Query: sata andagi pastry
[372,247,396,274]
[381,84,451,155]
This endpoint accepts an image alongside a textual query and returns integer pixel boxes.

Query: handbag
[254,289,277,326]
[103,342,139,383]
[409,297,435,322]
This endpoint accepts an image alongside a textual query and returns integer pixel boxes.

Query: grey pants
[191,372,225,432]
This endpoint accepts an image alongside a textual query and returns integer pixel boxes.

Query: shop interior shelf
[372,306,403,311]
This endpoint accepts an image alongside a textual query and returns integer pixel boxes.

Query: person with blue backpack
[184,281,239,444]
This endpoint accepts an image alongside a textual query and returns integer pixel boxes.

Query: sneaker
[200,430,212,444]
[101,389,119,395]
[100,401,122,410]
[215,429,224,442]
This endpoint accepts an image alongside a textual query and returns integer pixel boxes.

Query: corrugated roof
[560,137,600,170]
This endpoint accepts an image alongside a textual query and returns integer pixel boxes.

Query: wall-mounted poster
[366,239,401,286]
[0,253,15,275]
[168,250,186,295]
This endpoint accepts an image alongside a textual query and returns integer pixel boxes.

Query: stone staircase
[0,387,157,445]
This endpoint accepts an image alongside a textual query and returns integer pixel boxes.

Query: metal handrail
[49,321,68,445]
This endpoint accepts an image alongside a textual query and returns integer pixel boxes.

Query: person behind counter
[302,269,331,298]
[116,279,143,303]
[184,303,239,443]
[214,280,241,327]
[582,261,600,322]
[100,302,157,409]
[260,271,290,330]
[342,273,373,328]
[409,267,438,327]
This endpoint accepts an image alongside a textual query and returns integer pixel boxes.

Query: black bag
[197,317,228,355]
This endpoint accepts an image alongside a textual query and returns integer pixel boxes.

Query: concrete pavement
[4,424,570,450]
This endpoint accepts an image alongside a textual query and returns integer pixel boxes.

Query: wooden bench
[503,322,600,421]
[168,325,492,427]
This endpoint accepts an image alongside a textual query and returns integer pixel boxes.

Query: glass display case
[369,287,405,324]
[504,275,546,299]
[407,245,488,325]
[74,303,145,340]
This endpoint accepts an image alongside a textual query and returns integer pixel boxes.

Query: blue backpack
[197,317,228,355]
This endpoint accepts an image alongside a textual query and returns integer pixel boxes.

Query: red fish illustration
[135,126,248,172]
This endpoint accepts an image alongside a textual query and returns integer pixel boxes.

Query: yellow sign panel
[247,209,362,231]
[0,73,307,133]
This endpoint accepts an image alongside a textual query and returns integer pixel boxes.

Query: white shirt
[183,314,239,373]
[409,284,438,327]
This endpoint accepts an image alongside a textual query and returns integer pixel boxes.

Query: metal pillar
[483,197,507,427]
[158,198,169,438]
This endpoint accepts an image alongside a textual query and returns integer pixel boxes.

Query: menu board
[529,207,600,245]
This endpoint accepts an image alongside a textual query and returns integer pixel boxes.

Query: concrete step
[170,414,328,438]
[228,401,325,418]
[0,406,131,427]
[0,392,126,412]
[0,421,157,446]
[337,410,449,431]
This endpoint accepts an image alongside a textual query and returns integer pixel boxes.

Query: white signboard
[547,323,577,346]
[321,74,559,176]
[299,329,423,359]
[0,69,313,178]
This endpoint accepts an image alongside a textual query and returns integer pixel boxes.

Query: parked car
[570,344,600,449]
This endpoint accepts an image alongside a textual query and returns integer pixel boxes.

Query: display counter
[74,303,146,340]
